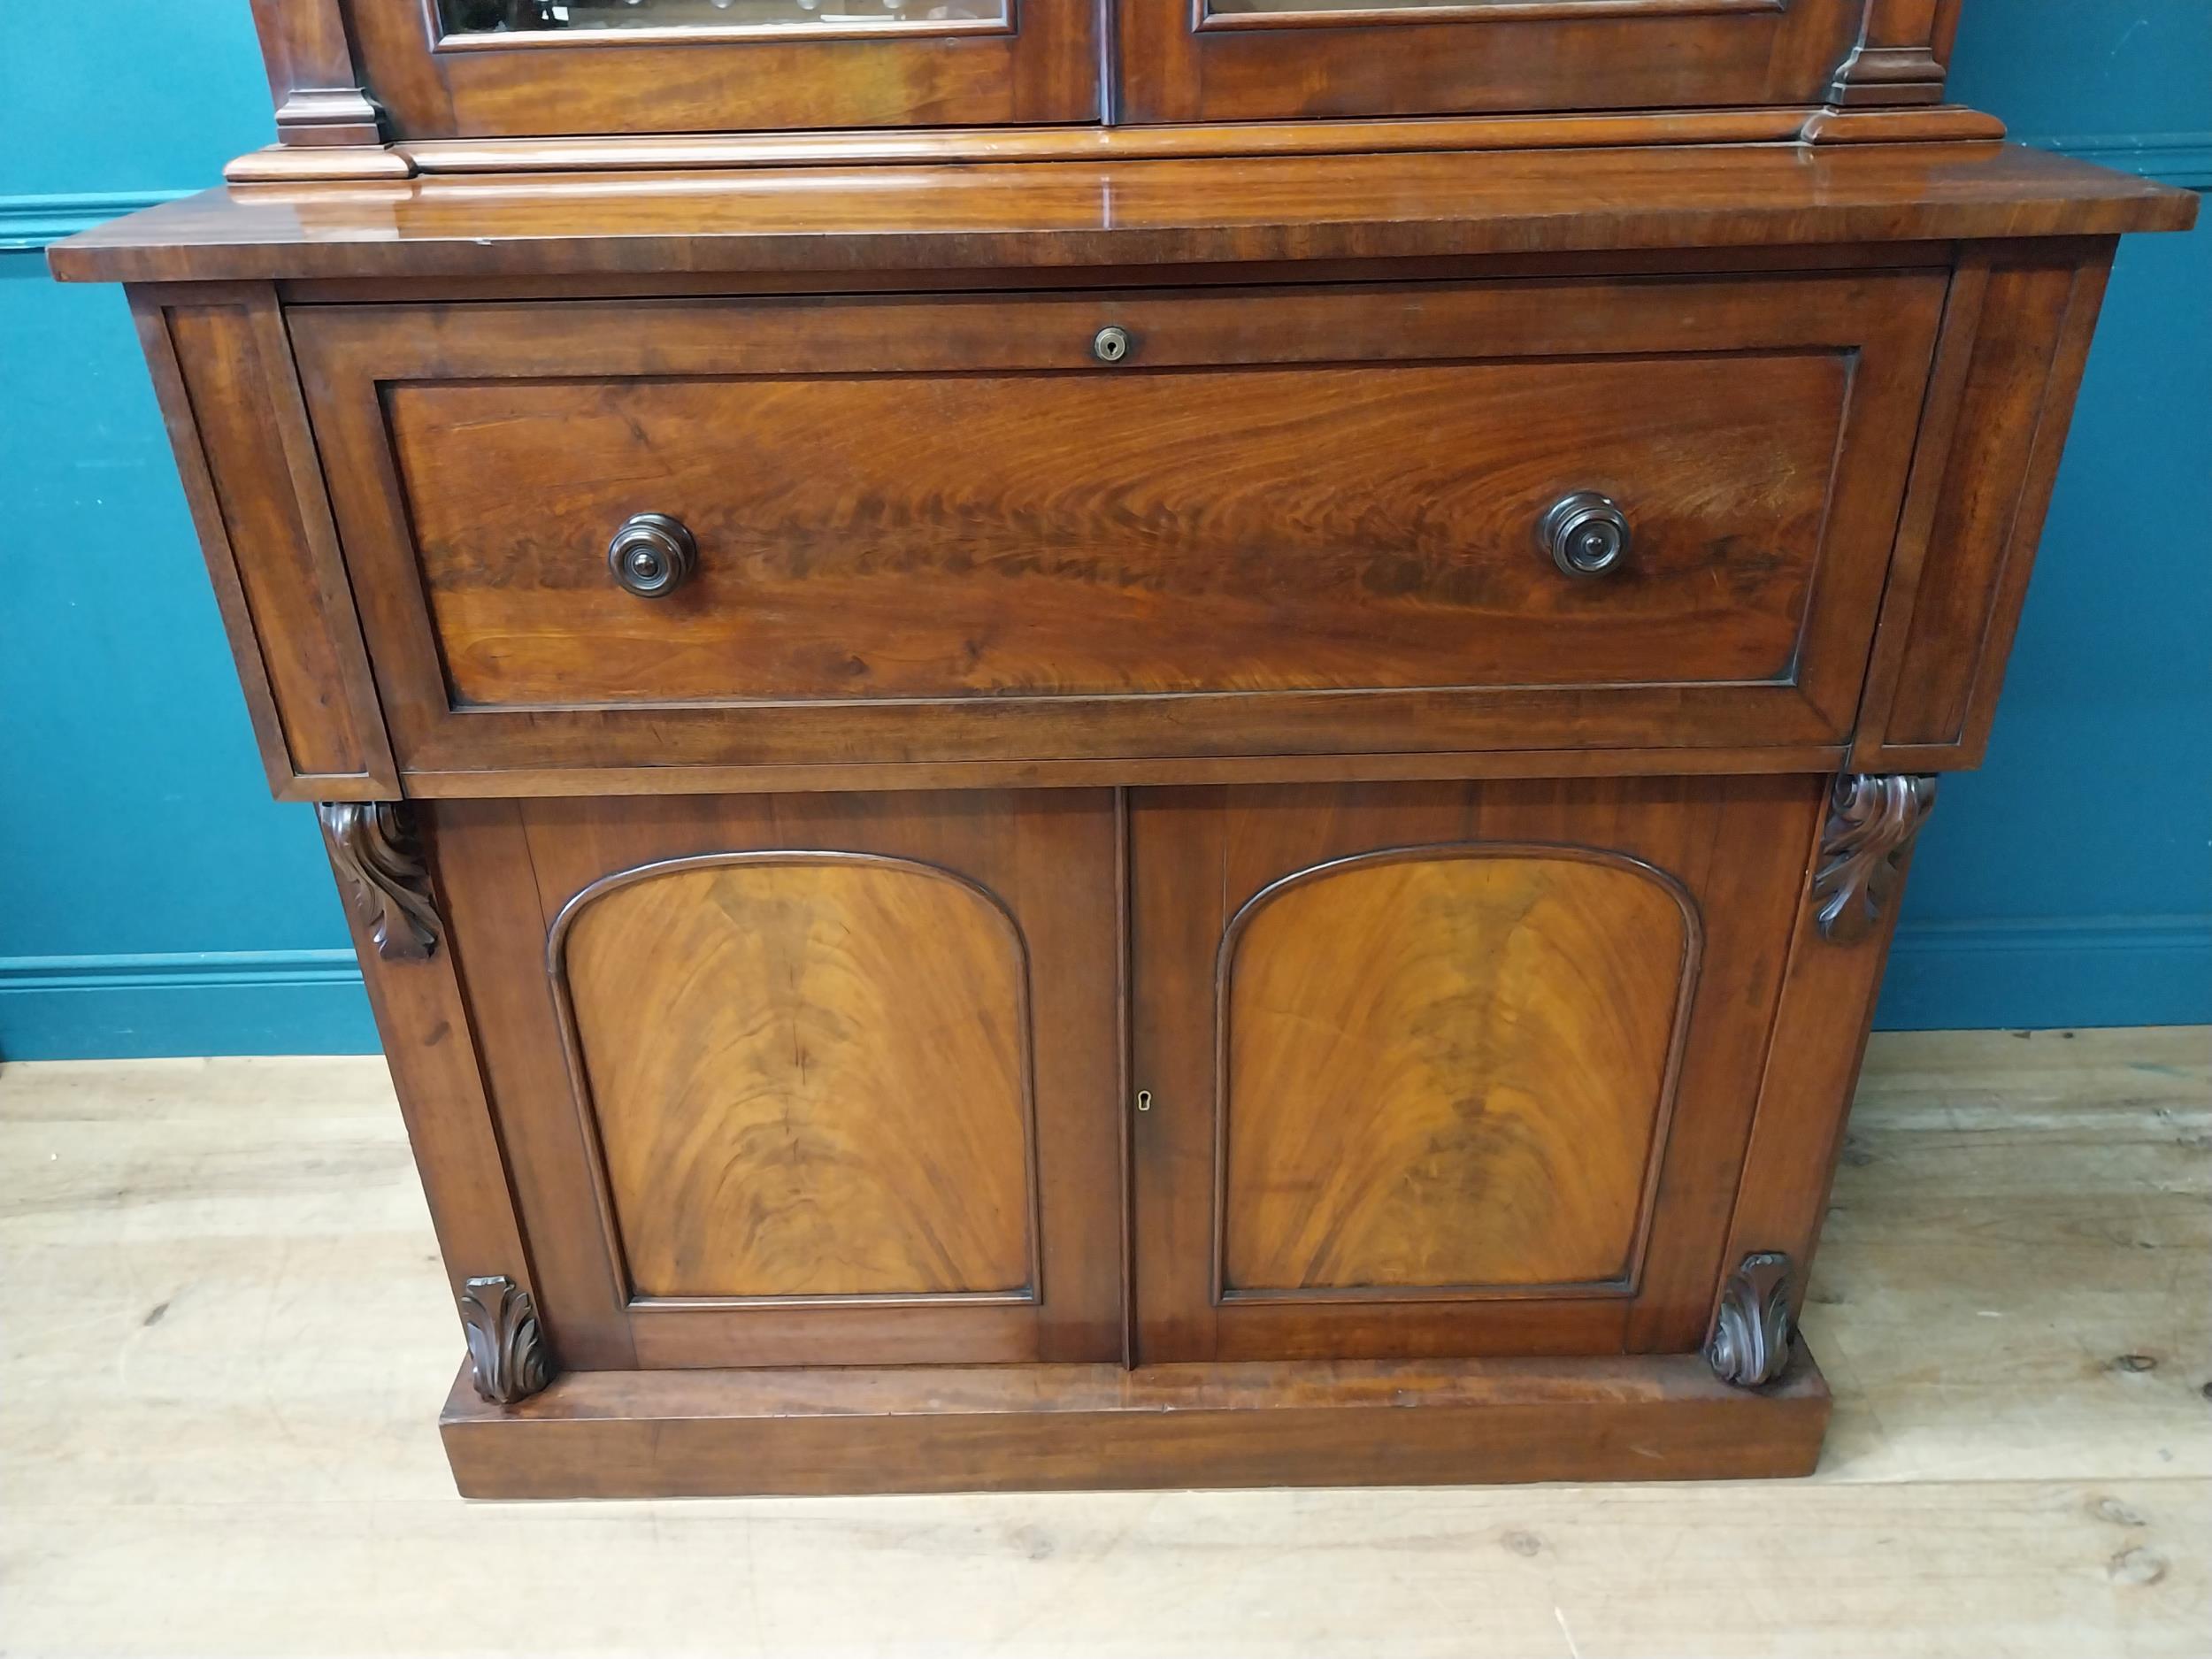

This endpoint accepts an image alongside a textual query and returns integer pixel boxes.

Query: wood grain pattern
[232,0,1967,152]
[296,272,1941,780]
[1855,244,2117,767]
[246,0,382,148]
[393,741,1852,799]
[554,856,1037,1302]
[1826,0,1958,107]
[1219,849,1693,1297]
[43,0,2206,1517]
[225,143,418,184]
[8,1031,2205,1634]
[1721,766,1928,1313]
[441,1346,1830,1496]
[349,0,1099,139]
[390,351,1848,707]
[331,828,539,1322]
[1131,773,1824,1364]
[434,790,1124,1369]
[219,0,1972,152]
[52,146,2197,285]
[218,105,2013,182]
[1875,257,2078,743]
[1118,0,1866,124]
[388,107,1866,174]
[127,285,396,797]
[1799,102,2002,143]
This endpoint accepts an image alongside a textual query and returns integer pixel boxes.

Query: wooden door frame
[1115,0,1871,125]
[1126,774,1829,1364]
[432,790,1127,1371]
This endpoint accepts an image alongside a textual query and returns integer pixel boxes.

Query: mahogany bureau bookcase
[52,0,2195,1498]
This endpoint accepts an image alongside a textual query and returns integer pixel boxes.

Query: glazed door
[1129,776,1824,1363]
[1117,0,1869,124]
[435,789,1124,1370]
[349,0,1100,137]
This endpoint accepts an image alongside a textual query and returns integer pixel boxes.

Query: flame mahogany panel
[434,788,1125,1370]
[1219,848,1694,1297]
[1130,772,1824,1363]
[555,856,1039,1302]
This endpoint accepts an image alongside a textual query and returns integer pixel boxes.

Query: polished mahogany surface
[1130,774,1823,1365]
[356,0,1098,138]
[288,271,1938,786]
[50,143,2193,284]
[558,857,1037,1302]
[58,0,2198,1501]
[1217,848,1693,1295]
[437,789,1126,1373]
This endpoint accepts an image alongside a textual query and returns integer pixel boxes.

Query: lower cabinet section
[373,771,1908,1494]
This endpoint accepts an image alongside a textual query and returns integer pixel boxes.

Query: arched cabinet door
[434,789,1124,1371]
[1128,775,1825,1363]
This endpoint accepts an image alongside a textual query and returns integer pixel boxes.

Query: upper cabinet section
[1122,0,1887,125]
[244,0,1966,150]
[340,0,1098,135]
[438,0,1009,37]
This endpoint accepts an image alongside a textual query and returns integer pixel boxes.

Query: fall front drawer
[294,272,1944,783]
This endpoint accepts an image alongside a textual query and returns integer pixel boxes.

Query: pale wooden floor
[3,1028,2206,1658]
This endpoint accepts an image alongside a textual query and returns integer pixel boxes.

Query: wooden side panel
[557,858,1036,1302]
[331,809,535,1319]
[1855,243,2116,769]
[129,284,395,798]
[1220,850,1692,1295]
[1722,790,1924,1315]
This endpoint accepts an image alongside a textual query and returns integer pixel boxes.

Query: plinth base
[441,1340,1830,1499]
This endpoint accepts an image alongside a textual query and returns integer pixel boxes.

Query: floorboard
[2,1027,2206,1656]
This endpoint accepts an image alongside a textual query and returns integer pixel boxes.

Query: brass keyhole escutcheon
[1135,1089,1153,1113]
[1093,326,1133,364]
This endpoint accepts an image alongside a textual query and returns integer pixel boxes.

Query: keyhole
[1135,1089,1153,1113]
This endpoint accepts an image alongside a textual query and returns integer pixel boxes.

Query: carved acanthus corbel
[457,1275,553,1404]
[1813,773,1937,944]
[319,801,442,963]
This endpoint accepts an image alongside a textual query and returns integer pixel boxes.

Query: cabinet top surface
[49,142,2195,285]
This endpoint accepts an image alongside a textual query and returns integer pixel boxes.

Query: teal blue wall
[1876,2,2212,1028]
[0,4,378,1056]
[1,2,2206,1056]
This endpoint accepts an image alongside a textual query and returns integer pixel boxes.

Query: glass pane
[442,0,1006,35]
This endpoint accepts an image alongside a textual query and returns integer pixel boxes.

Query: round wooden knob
[1540,491,1631,578]
[606,512,697,599]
